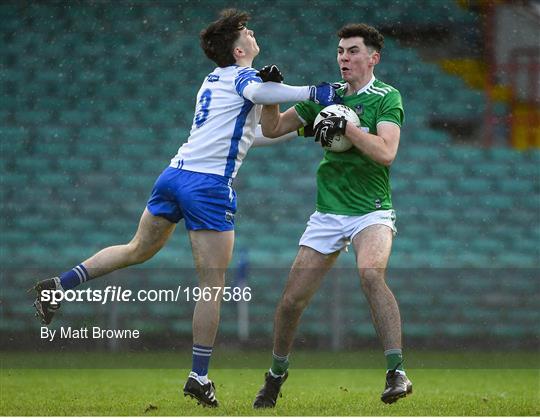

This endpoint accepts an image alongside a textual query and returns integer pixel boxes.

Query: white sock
[387,369,406,376]
[268,368,285,378]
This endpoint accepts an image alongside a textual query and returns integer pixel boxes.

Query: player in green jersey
[253,23,412,408]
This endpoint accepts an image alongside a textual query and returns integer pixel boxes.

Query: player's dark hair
[200,9,250,67]
[337,23,384,52]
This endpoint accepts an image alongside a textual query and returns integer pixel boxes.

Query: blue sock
[192,344,213,376]
[59,264,90,290]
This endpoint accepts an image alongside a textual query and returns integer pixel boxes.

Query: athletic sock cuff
[268,368,285,378]
[272,351,289,362]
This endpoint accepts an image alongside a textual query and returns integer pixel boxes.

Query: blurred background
[1,0,539,354]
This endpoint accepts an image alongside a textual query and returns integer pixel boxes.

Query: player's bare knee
[280,293,308,315]
[196,271,226,289]
[127,240,158,264]
[360,268,386,292]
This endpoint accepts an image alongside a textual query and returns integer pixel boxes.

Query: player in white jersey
[31,9,341,407]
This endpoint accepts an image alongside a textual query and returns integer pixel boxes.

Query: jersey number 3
[194,89,212,128]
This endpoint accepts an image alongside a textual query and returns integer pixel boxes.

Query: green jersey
[295,78,404,215]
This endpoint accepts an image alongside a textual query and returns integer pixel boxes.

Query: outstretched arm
[243,82,310,105]
[242,82,341,106]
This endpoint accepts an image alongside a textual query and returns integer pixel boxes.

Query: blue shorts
[146,167,236,231]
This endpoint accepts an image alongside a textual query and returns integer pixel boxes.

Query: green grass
[1,352,539,416]
[1,349,537,369]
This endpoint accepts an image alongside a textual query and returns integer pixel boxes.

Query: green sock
[385,349,404,371]
[270,352,289,376]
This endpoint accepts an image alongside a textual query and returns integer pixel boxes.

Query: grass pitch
[1,351,538,416]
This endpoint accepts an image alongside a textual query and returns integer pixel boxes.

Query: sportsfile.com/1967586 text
[39,285,252,305]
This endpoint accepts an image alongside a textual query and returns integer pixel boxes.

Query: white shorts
[299,210,397,255]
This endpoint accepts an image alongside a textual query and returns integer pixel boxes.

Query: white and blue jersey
[170,65,263,178]
[147,65,262,231]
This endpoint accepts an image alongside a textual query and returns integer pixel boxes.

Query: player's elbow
[380,155,395,167]
[378,142,398,166]
[377,150,396,166]
[261,124,280,138]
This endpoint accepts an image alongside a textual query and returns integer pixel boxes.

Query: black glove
[256,64,284,83]
[314,116,347,147]
[297,123,314,137]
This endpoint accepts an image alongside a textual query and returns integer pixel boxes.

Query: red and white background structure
[483,0,540,149]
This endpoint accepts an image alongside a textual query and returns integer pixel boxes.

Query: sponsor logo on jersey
[207,74,220,82]
[354,104,364,115]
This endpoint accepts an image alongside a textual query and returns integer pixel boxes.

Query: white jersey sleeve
[170,66,263,178]
[243,82,311,105]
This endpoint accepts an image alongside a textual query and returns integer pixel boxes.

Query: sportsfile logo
[40,285,251,304]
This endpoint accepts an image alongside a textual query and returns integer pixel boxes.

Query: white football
[314,104,360,152]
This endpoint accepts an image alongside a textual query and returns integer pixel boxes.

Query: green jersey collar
[338,75,376,96]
